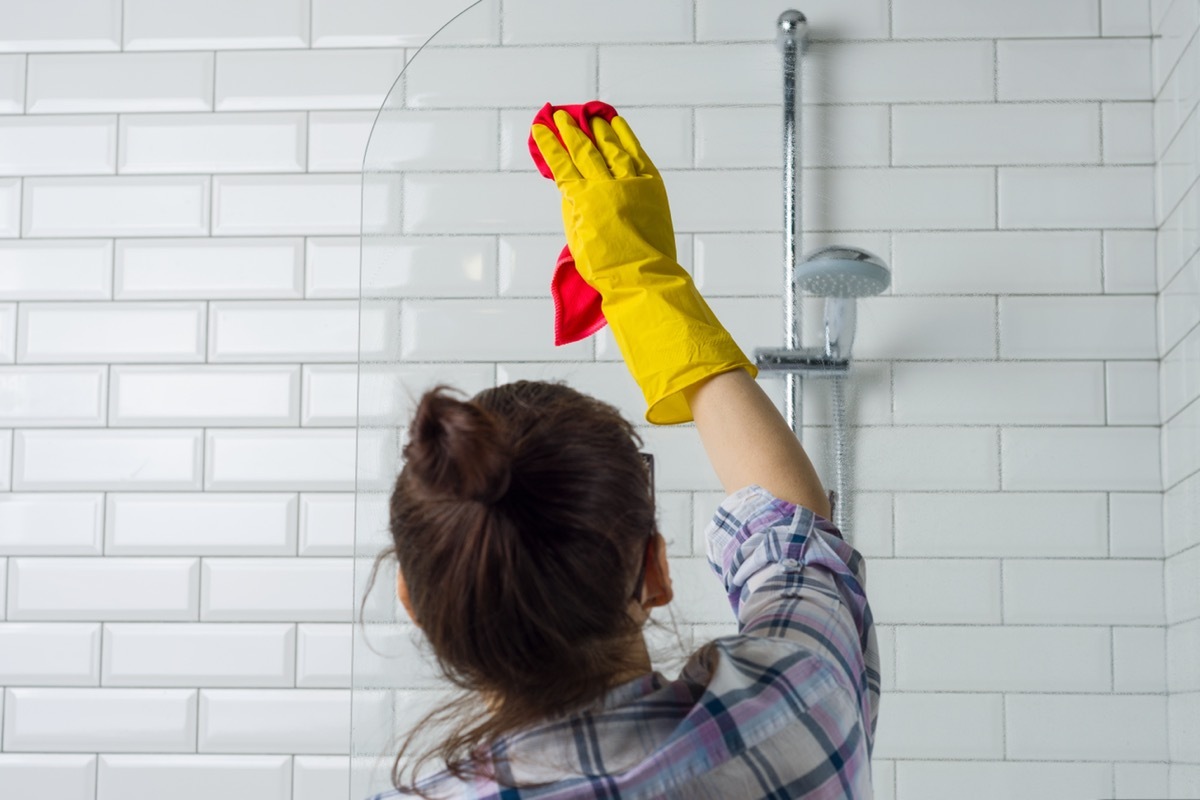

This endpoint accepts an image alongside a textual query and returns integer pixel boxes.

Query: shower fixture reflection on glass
[754,11,892,538]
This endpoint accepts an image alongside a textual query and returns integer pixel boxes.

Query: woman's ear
[641,532,674,609]
[397,569,421,628]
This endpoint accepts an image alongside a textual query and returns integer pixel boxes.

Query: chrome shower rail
[777,9,806,432]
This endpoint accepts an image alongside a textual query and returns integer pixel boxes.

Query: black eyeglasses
[631,452,655,601]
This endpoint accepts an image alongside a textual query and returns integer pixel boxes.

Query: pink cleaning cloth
[529,101,619,346]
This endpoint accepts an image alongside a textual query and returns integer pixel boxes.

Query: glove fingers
[531,123,581,184]
[553,110,612,180]
[591,118,638,179]
[611,116,660,178]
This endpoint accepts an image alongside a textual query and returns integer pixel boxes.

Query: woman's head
[375,379,671,784]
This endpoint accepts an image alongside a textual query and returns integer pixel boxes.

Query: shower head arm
[822,297,856,360]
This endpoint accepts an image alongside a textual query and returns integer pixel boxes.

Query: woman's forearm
[683,368,831,518]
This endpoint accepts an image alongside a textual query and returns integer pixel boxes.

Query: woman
[365,110,880,799]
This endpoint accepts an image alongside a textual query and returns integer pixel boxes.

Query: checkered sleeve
[704,484,881,749]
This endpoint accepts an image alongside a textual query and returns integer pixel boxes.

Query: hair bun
[404,386,513,504]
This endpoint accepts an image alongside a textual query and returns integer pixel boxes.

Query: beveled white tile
[103,624,294,687]
[0,0,120,52]
[1007,559,1164,625]
[806,168,995,231]
[998,39,1151,101]
[301,365,357,426]
[305,237,359,298]
[892,231,1101,295]
[124,0,308,50]
[1104,230,1158,293]
[1103,0,1151,35]
[895,0,1098,36]
[400,298,591,362]
[1007,694,1167,761]
[0,623,100,685]
[406,46,595,109]
[868,559,1002,624]
[18,302,206,363]
[1114,627,1167,692]
[0,753,109,799]
[208,300,375,363]
[308,111,373,172]
[404,172,560,235]
[4,688,197,752]
[0,430,10,490]
[896,761,1112,800]
[1160,251,1200,356]
[116,238,303,300]
[693,233,805,297]
[1169,618,1200,691]
[1164,395,1200,490]
[849,297,997,360]
[0,116,116,175]
[294,755,353,800]
[999,296,1157,359]
[0,240,112,300]
[311,0,499,47]
[26,53,213,113]
[23,177,210,237]
[7,558,199,621]
[0,365,105,428]
[1166,545,1200,624]
[1154,0,1200,92]
[216,49,406,111]
[298,494,354,556]
[198,689,349,754]
[213,175,359,236]
[696,105,889,170]
[14,429,203,491]
[1000,166,1154,229]
[873,693,1003,759]
[1103,102,1154,164]
[0,55,23,112]
[896,626,1111,691]
[0,303,13,362]
[362,236,497,298]
[97,755,292,800]
[895,493,1108,558]
[365,109,498,171]
[504,0,691,43]
[894,362,1106,425]
[1107,361,1160,425]
[0,494,104,556]
[0,178,16,237]
[111,366,299,427]
[296,624,351,688]
[1110,492,1165,558]
[120,113,305,174]
[894,104,1100,166]
[205,430,356,491]
[200,559,352,622]
[106,493,297,556]
[820,427,999,492]
[1003,427,1160,491]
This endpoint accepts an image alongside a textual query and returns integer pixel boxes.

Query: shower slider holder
[753,347,849,377]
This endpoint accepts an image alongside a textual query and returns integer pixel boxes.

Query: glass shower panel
[352,2,799,795]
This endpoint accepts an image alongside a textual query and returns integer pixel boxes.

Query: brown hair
[359,380,659,792]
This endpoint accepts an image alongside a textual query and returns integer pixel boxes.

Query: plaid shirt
[375,484,880,799]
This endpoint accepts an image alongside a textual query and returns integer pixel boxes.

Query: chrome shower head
[796,246,891,298]
[796,246,891,359]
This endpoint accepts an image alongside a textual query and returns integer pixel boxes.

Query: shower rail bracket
[754,347,849,377]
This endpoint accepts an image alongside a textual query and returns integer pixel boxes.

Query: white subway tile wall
[0,0,1192,798]
[1159,0,1200,792]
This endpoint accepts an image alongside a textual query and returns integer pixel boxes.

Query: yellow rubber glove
[532,109,757,425]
